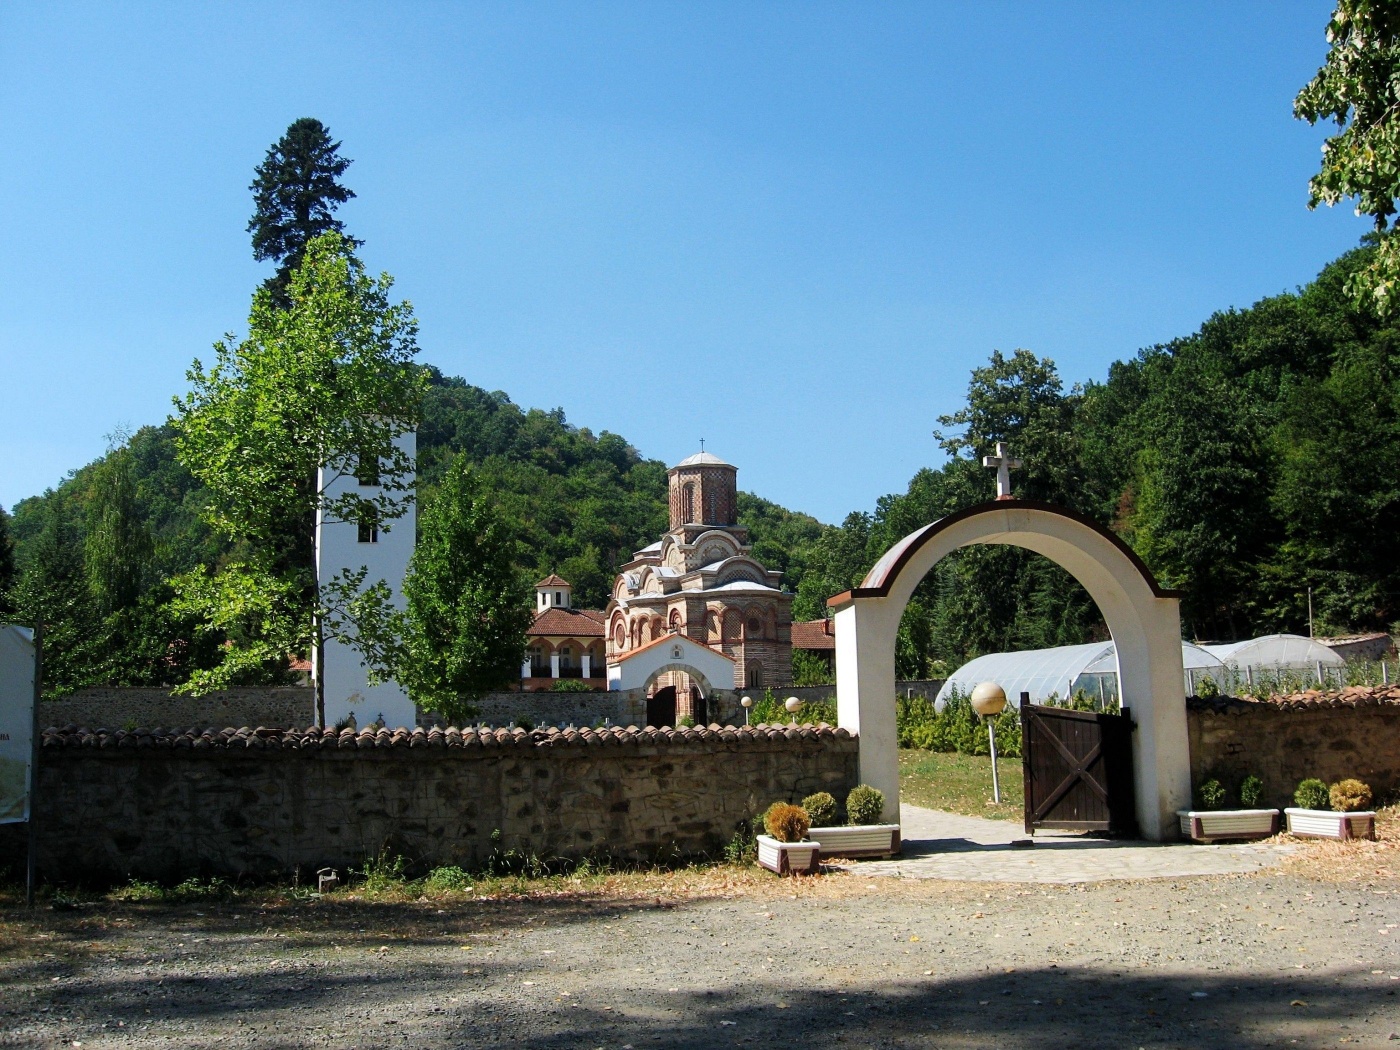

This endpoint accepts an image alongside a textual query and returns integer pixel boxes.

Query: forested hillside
[3,245,1397,692]
[0,368,823,692]
[792,246,1400,676]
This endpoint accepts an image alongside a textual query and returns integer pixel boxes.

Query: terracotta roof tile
[528,607,607,637]
[791,618,836,650]
[1187,683,1400,712]
[535,574,571,588]
[40,722,854,751]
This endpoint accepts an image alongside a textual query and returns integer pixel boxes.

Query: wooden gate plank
[1021,703,1136,836]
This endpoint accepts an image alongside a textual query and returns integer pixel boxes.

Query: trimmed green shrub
[1197,779,1226,810]
[1330,779,1373,812]
[1239,775,1264,808]
[846,784,885,826]
[1294,778,1331,810]
[802,792,838,827]
[764,802,810,843]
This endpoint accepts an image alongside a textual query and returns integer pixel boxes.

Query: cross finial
[699,438,705,453]
[982,441,1022,500]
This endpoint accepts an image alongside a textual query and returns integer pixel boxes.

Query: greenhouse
[935,640,1225,709]
[1201,633,1343,674]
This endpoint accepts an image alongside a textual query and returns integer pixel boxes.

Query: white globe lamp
[969,681,1008,803]
[784,696,803,723]
[740,695,753,725]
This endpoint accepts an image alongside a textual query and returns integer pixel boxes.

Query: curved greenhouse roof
[1201,633,1343,672]
[936,640,1224,708]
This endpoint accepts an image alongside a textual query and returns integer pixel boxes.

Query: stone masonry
[21,722,858,882]
[41,688,314,733]
[1188,686,1400,807]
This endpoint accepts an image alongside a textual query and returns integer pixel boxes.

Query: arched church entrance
[830,499,1191,841]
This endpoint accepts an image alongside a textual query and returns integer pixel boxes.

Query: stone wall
[18,722,859,882]
[1187,687,1400,807]
[42,688,314,731]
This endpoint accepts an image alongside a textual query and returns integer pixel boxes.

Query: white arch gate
[830,500,1191,841]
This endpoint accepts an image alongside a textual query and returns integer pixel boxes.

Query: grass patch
[899,748,1024,822]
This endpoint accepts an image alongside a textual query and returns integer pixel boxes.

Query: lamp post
[784,696,803,724]
[740,695,753,726]
[970,681,1008,804]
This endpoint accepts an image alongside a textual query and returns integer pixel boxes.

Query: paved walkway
[842,804,1293,883]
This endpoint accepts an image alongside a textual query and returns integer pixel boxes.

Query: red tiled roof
[611,632,735,664]
[1188,684,1400,711]
[536,574,571,588]
[40,722,855,747]
[791,618,836,650]
[528,607,606,638]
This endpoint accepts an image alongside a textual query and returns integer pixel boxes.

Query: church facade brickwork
[606,452,793,723]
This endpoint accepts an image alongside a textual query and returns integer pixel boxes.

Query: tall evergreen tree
[248,118,361,301]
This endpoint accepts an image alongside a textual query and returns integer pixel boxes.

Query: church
[603,450,792,726]
[322,443,793,729]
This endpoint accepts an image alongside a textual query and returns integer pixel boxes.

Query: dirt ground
[2,849,1399,1050]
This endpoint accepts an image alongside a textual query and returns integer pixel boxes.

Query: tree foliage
[381,458,534,721]
[248,118,361,300]
[1296,1,1400,314]
[171,232,424,707]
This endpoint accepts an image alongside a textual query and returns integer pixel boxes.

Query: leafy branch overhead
[1297,1,1400,313]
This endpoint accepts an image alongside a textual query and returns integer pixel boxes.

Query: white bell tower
[313,430,417,729]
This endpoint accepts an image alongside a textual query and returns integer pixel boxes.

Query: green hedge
[896,692,1021,758]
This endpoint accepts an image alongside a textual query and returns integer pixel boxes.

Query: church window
[683,484,696,523]
[708,492,717,523]
[357,519,379,544]
[746,664,764,689]
[555,591,562,605]
[356,451,380,486]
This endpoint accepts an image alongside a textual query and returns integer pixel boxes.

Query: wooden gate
[1020,704,1138,836]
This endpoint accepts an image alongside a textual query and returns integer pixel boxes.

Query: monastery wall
[13,723,859,883]
[1187,688,1400,807]
[43,688,315,731]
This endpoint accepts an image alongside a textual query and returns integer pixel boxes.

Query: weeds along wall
[17,723,859,883]
[1187,687,1400,807]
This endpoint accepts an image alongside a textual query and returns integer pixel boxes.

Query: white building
[314,432,416,729]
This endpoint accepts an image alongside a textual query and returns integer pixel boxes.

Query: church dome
[673,451,735,469]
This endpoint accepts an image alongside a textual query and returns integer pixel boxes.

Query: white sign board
[0,625,36,824]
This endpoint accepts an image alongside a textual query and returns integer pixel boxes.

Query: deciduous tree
[172,232,425,723]
[1296,1,1400,314]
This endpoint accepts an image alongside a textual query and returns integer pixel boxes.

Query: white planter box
[1177,809,1279,843]
[1285,808,1377,841]
[807,824,902,859]
[756,835,821,875]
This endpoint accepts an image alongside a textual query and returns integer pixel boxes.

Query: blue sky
[0,2,1368,524]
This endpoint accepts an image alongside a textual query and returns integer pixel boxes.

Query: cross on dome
[982,441,1022,500]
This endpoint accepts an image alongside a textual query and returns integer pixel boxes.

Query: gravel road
[3,872,1398,1049]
